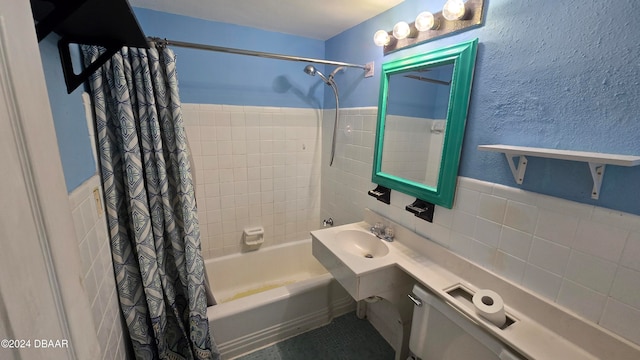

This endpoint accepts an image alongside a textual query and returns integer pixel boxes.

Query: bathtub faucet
[322,218,334,227]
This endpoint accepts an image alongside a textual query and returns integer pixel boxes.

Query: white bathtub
[205,239,355,359]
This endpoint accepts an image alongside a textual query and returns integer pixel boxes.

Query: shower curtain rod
[148,37,370,71]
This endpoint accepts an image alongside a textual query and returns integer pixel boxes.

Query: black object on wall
[30,0,148,93]
[368,185,391,204]
[406,198,435,222]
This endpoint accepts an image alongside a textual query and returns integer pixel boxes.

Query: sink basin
[335,230,389,258]
[312,223,413,301]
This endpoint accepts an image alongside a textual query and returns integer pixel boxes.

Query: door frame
[0,1,101,359]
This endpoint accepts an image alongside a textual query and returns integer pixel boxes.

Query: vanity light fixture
[392,21,412,40]
[373,29,392,46]
[415,11,436,31]
[442,0,466,21]
[373,0,485,55]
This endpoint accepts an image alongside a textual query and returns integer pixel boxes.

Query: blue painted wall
[326,0,640,215]
[133,8,326,108]
[40,35,95,192]
[43,1,640,213]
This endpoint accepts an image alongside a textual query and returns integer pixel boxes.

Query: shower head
[304,65,331,85]
[328,66,345,81]
[303,64,342,167]
[303,64,316,76]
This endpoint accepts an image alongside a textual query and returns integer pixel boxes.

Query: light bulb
[443,0,466,21]
[415,11,435,31]
[373,30,391,46]
[392,21,411,40]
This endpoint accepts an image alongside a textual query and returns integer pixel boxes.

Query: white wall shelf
[478,145,640,200]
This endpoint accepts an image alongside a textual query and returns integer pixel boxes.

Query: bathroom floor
[235,312,395,360]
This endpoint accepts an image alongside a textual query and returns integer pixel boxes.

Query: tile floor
[235,312,395,360]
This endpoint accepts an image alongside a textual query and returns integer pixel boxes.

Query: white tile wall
[321,107,379,226]
[69,175,127,360]
[442,181,640,345]
[322,106,640,346]
[528,237,570,275]
[182,104,322,258]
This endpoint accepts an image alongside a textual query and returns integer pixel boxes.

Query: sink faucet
[370,222,384,236]
[383,226,395,242]
[370,222,395,242]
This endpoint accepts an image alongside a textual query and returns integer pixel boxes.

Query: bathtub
[205,239,355,359]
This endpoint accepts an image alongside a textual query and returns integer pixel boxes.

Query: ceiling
[128,0,404,40]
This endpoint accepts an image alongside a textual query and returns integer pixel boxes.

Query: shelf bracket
[504,154,528,185]
[478,144,640,201]
[588,163,605,200]
[31,0,149,93]
[58,38,122,93]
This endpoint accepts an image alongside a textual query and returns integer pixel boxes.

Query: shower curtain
[82,43,218,360]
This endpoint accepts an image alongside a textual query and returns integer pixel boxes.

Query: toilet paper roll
[472,289,506,327]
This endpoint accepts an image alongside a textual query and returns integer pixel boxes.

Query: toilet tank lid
[409,284,523,359]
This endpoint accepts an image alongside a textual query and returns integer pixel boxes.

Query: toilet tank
[407,285,523,360]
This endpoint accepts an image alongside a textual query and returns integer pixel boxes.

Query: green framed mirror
[372,38,478,208]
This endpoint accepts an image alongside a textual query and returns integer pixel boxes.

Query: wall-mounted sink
[335,230,389,259]
[311,223,412,301]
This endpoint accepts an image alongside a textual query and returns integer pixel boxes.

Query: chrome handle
[407,293,423,307]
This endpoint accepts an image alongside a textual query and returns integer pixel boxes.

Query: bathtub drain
[364,254,374,258]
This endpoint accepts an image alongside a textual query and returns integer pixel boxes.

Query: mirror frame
[372,38,478,209]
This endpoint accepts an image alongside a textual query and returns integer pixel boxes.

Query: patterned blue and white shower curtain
[82,44,219,360]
